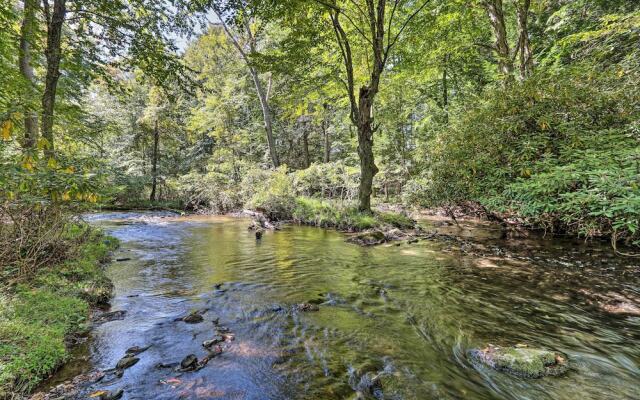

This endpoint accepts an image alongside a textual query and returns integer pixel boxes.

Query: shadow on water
[41,212,640,400]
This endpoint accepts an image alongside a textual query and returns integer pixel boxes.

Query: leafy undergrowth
[291,197,416,232]
[0,225,118,396]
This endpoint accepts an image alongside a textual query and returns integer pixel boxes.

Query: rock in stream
[116,356,140,370]
[468,345,568,378]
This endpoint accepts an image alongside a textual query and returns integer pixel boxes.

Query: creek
[42,212,640,399]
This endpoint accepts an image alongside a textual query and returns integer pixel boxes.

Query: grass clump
[292,196,415,232]
[0,224,117,396]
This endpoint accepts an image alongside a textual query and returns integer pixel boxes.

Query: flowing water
[44,212,640,400]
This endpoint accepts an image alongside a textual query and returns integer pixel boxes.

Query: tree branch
[384,0,431,61]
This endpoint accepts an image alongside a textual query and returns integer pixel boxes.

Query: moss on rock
[469,345,568,378]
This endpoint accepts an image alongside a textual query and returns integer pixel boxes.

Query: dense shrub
[291,161,359,200]
[415,63,640,245]
[291,197,415,232]
[177,170,243,213]
[243,166,297,220]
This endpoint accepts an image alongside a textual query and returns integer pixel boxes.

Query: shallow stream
[43,212,640,399]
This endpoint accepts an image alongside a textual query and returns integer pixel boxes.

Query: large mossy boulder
[348,230,386,246]
[468,345,568,378]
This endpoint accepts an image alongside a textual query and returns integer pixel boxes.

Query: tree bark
[330,6,383,213]
[302,129,310,169]
[19,0,38,149]
[322,106,331,163]
[249,68,280,167]
[356,87,379,213]
[484,0,513,78]
[516,0,533,79]
[41,0,66,155]
[150,120,159,202]
[442,54,449,123]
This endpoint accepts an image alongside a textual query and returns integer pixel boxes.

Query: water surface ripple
[48,212,640,400]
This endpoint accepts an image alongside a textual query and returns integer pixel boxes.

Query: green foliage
[292,197,414,232]
[177,169,244,213]
[244,166,297,219]
[291,197,370,230]
[291,161,359,200]
[0,225,117,395]
[418,62,640,243]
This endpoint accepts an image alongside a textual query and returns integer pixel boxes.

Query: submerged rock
[116,356,139,370]
[202,336,225,348]
[469,345,568,378]
[348,230,386,246]
[602,301,640,316]
[99,389,124,400]
[182,311,205,324]
[125,345,151,355]
[294,303,320,312]
[178,354,199,372]
[155,362,177,369]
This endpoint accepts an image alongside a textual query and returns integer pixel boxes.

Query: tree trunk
[19,0,38,149]
[150,120,159,202]
[41,0,66,155]
[302,127,310,169]
[212,10,280,168]
[484,0,513,78]
[356,87,379,213]
[516,0,533,79]
[249,68,280,168]
[322,116,330,163]
[442,54,449,123]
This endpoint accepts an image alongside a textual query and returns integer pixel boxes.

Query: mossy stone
[469,345,568,378]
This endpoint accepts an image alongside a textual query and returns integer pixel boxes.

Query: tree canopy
[1,0,639,245]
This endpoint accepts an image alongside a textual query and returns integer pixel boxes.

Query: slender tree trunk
[41,0,66,155]
[249,68,280,167]
[19,0,38,149]
[484,0,513,78]
[302,128,310,169]
[330,5,384,213]
[150,120,159,202]
[516,0,533,79]
[213,10,280,168]
[442,54,449,123]
[322,116,331,163]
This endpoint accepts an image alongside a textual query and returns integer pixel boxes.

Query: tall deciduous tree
[482,0,513,78]
[313,0,430,212]
[36,0,191,157]
[515,0,533,79]
[19,0,39,149]
[212,5,280,168]
[480,0,534,80]
[41,0,66,154]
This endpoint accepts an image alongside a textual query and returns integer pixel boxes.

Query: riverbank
[98,195,639,252]
[0,225,118,397]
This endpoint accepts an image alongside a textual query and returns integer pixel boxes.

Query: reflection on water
[48,212,639,399]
